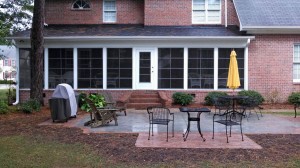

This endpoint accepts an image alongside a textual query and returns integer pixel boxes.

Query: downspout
[225,0,228,27]
[13,46,19,105]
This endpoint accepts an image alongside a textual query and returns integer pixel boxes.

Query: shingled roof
[11,24,249,39]
[234,0,300,29]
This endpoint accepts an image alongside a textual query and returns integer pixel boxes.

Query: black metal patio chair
[213,109,245,143]
[147,107,174,142]
[238,97,263,120]
[212,97,231,115]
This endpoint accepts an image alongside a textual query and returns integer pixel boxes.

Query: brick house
[9,0,300,108]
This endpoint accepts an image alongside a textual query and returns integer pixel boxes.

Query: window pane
[293,64,300,79]
[193,11,205,22]
[218,48,244,89]
[104,0,116,11]
[48,48,73,88]
[188,48,214,89]
[208,0,220,10]
[193,0,205,10]
[107,48,132,88]
[158,48,184,89]
[77,48,102,89]
[294,45,300,62]
[104,11,116,22]
[19,48,31,88]
[208,11,220,22]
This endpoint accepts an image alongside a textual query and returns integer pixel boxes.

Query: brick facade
[45,0,144,24]
[45,0,231,26]
[248,35,300,103]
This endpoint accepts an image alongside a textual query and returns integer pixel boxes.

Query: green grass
[0,89,8,100]
[263,111,296,116]
[0,135,105,168]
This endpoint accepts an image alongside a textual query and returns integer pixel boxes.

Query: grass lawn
[0,135,106,167]
[0,89,8,100]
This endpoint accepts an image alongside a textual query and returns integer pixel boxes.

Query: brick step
[126,103,163,110]
[129,98,161,103]
[130,94,160,99]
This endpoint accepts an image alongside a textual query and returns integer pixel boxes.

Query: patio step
[126,91,163,109]
[129,98,161,103]
[126,103,163,109]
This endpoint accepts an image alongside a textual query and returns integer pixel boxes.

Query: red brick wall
[227,0,239,26]
[144,0,191,26]
[45,0,144,24]
[248,35,300,103]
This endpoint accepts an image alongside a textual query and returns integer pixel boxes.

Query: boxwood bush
[172,92,194,106]
[20,99,41,114]
[288,92,300,105]
[237,90,265,105]
[204,92,228,106]
[0,100,9,114]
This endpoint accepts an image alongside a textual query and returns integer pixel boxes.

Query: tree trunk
[30,0,45,105]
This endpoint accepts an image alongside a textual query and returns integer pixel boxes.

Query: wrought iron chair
[147,107,174,142]
[213,110,245,143]
[238,97,263,120]
[212,97,231,115]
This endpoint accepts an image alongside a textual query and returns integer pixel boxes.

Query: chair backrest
[102,92,115,103]
[213,97,231,109]
[241,97,259,108]
[147,107,170,120]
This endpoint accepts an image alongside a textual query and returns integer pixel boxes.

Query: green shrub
[20,99,41,114]
[80,93,106,112]
[204,92,228,106]
[0,100,9,114]
[237,90,265,105]
[172,92,194,106]
[288,92,300,105]
[0,80,15,84]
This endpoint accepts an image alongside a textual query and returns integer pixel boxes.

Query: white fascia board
[9,36,255,41]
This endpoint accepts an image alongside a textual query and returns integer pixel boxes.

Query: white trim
[244,45,248,90]
[44,48,49,89]
[103,47,107,89]
[73,48,78,89]
[10,36,255,40]
[225,0,227,27]
[214,47,218,90]
[184,47,188,90]
[192,0,222,24]
[13,47,19,105]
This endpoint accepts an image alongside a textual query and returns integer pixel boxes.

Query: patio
[40,108,300,149]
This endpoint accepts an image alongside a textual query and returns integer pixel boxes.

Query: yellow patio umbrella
[227,49,240,90]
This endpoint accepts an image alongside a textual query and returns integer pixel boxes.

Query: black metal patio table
[179,107,211,142]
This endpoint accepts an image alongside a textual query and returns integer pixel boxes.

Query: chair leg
[152,123,154,136]
[295,107,297,118]
[166,124,169,142]
[226,125,229,143]
[212,116,215,139]
[172,119,174,138]
[240,123,244,141]
[255,109,260,120]
[148,122,151,140]
[124,110,127,116]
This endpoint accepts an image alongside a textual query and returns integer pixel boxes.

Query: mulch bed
[0,105,299,166]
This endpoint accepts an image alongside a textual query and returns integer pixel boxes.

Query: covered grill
[49,83,77,122]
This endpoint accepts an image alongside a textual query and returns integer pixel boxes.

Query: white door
[135,49,156,89]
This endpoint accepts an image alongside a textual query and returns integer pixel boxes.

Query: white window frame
[103,0,117,23]
[192,0,221,24]
[72,0,91,10]
[293,44,300,82]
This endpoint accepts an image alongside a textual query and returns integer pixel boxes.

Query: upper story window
[293,45,300,82]
[103,0,116,23]
[72,0,90,10]
[192,0,221,24]
[4,60,9,66]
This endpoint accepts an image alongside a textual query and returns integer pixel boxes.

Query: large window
[48,49,73,88]
[188,48,214,89]
[72,0,90,9]
[218,48,244,89]
[103,0,116,23]
[192,0,221,24]
[158,48,184,89]
[19,48,31,88]
[78,48,103,88]
[107,48,132,88]
[294,45,300,82]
